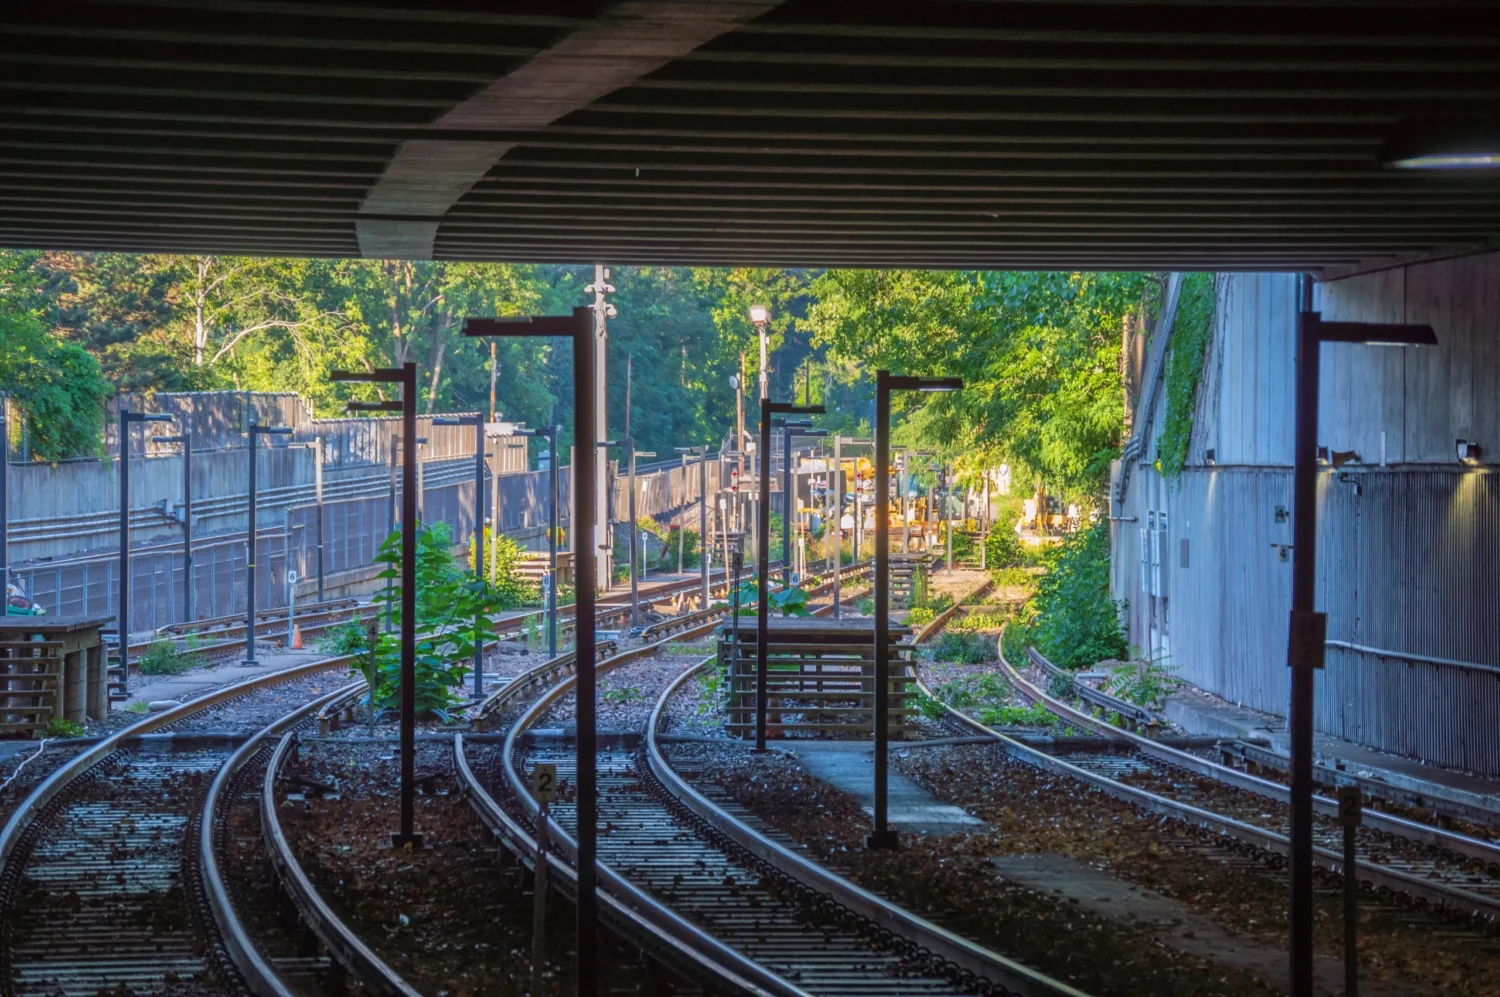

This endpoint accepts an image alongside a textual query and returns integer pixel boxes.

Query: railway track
[911,618,1500,920]
[0,654,364,997]
[454,570,1084,997]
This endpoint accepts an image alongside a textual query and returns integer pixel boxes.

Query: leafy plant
[931,632,997,664]
[696,661,727,713]
[977,703,1057,728]
[768,585,811,618]
[949,612,1008,633]
[125,700,149,714]
[990,566,1034,589]
[137,637,194,676]
[470,527,540,609]
[985,528,1027,571]
[317,620,370,656]
[914,692,948,721]
[856,596,875,616]
[1105,653,1177,709]
[370,521,511,720]
[42,716,86,738]
[1029,521,1127,670]
[600,683,645,706]
[907,606,936,627]
[1046,672,1076,701]
[1156,273,1217,478]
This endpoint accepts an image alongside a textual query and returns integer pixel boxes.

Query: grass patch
[42,717,86,738]
[136,637,195,676]
[126,700,150,714]
[931,632,998,664]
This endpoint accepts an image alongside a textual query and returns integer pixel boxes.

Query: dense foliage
[1028,521,1128,670]
[1156,273,1218,477]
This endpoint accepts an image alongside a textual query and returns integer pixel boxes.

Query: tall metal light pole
[465,310,598,997]
[872,372,963,850]
[332,365,419,847]
[675,446,711,607]
[435,414,487,697]
[156,432,194,621]
[1282,286,1435,997]
[756,399,824,751]
[117,408,174,647]
[589,268,615,597]
[519,426,560,658]
[242,416,292,665]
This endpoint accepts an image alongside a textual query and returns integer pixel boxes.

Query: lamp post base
[865,829,900,851]
[390,831,425,849]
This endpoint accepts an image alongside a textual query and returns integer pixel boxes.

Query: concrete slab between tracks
[986,852,1412,997]
[786,741,985,836]
[117,648,333,710]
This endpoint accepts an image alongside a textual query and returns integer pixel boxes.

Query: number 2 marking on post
[532,763,557,803]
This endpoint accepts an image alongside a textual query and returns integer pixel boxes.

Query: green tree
[0,250,111,460]
[1030,521,1127,670]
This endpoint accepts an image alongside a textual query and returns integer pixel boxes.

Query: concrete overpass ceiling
[2,0,1499,271]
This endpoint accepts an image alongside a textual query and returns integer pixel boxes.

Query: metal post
[628,441,639,628]
[475,420,485,696]
[1288,276,1319,996]
[0,396,7,599]
[781,424,792,587]
[871,372,895,849]
[158,432,195,621]
[699,451,709,607]
[548,428,558,659]
[945,465,953,575]
[756,398,772,752]
[832,435,842,617]
[899,448,910,553]
[532,801,550,994]
[1339,785,1361,997]
[679,453,688,575]
[244,419,291,663]
[118,407,130,652]
[398,363,418,847]
[386,441,397,633]
[461,308,597,997]
[313,438,324,603]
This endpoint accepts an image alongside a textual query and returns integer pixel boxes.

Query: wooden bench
[719,617,916,740]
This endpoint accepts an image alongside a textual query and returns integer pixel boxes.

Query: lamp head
[748,304,770,325]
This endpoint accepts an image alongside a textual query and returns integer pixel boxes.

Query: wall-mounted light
[1204,448,1216,465]
[1380,119,1500,170]
[1316,446,1330,465]
[1457,439,1484,464]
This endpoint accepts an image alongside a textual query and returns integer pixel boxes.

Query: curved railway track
[455,570,1086,997]
[910,614,1500,920]
[0,654,365,997]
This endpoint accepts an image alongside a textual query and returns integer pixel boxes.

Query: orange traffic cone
[290,624,303,650]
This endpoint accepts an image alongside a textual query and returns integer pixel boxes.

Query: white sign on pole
[531,763,558,803]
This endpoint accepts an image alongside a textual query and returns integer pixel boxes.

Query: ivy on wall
[1155,273,1217,477]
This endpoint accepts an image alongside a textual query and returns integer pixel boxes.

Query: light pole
[242,417,293,665]
[332,366,419,848]
[435,414,488,697]
[519,425,561,658]
[749,304,771,402]
[465,310,599,997]
[674,445,712,607]
[1282,284,1435,997]
[756,398,824,751]
[156,432,194,621]
[118,408,174,648]
[872,372,963,850]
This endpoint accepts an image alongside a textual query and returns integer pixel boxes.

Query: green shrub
[1030,521,1126,670]
[137,637,193,676]
[907,606,936,627]
[42,716,86,738]
[949,612,1008,633]
[914,692,948,721]
[855,596,875,616]
[1046,672,1076,700]
[317,620,370,656]
[1105,655,1177,709]
[985,528,1026,570]
[990,566,1034,589]
[932,632,997,664]
[977,703,1057,728]
[471,527,541,609]
[125,700,149,715]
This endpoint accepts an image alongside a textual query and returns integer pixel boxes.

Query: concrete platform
[1169,683,1500,819]
[786,741,985,836]
[121,648,333,708]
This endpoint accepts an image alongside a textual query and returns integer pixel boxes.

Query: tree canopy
[1,248,1154,501]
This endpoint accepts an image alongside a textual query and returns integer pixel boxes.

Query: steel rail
[0,653,360,870]
[647,661,1091,997]
[200,679,368,997]
[1007,645,1500,871]
[923,636,1500,917]
[260,726,424,997]
[468,616,805,997]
